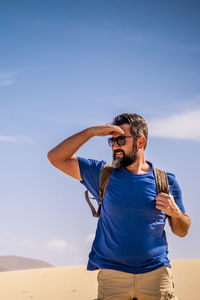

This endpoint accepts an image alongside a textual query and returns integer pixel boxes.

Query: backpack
[85,164,169,218]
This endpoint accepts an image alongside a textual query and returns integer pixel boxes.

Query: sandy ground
[0,259,199,300]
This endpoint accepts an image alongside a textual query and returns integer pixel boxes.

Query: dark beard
[112,143,138,169]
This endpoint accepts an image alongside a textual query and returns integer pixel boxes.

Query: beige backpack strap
[85,164,113,218]
[154,168,169,194]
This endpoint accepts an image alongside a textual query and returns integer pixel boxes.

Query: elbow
[172,229,187,238]
[176,231,189,238]
[47,151,52,162]
[47,150,56,165]
[171,214,191,238]
[179,216,192,237]
[173,226,190,238]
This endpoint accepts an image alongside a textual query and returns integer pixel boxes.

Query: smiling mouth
[115,152,123,156]
[114,150,124,159]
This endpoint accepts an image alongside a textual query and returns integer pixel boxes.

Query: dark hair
[112,113,148,150]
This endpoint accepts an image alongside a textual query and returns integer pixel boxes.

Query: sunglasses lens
[108,138,114,147]
[117,136,126,146]
[108,136,126,147]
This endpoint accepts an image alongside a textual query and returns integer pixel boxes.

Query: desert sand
[0,259,199,300]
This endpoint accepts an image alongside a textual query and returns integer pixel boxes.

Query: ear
[137,136,146,150]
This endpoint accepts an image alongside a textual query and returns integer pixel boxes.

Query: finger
[155,203,167,209]
[155,200,167,205]
[155,196,168,202]
[156,194,172,201]
[106,124,124,132]
[155,200,167,206]
[98,125,120,136]
[157,192,170,198]
[155,205,166,210]
[111,125,125,134]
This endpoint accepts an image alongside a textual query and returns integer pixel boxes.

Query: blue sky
[0,0,200,266]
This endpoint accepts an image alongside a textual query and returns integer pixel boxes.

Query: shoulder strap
[99,163,113,203]
[154,168,169,194]
[85,164,113,218]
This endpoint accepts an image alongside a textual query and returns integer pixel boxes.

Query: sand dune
[0,259,199,299]
[0,256,53,272]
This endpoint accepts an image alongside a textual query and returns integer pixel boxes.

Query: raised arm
[47,125,124,180]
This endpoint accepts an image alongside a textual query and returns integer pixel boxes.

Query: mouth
[115,152,123,156]
[113,150,124,159]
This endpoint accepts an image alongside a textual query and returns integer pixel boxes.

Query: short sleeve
[77,157,106,201]
[167,173,186,214]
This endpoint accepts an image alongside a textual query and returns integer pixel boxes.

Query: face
[111,124,138,168]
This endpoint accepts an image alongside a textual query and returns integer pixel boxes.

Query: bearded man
[48,113,191,300]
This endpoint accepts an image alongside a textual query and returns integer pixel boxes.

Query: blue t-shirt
[78,157,185,274]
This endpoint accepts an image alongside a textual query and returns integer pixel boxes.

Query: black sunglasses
[108,136,134,147]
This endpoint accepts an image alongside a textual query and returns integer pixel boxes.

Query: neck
[125,152,150,175]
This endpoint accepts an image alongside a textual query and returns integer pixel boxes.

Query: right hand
[88,124,124,137]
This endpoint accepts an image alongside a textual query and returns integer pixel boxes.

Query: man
[47,113,191,300]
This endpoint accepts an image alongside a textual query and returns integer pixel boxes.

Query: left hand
[155,193,181,218]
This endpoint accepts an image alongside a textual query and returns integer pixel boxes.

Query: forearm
[47,124,124,164]
[47,128,93,163]
[168,213,191,237]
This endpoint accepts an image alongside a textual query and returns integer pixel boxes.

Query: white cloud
[17,136,35,143]
[0,136,17,142]
[0,72,16,86]
[0,135,35,143]
[47,239,68,251]
[85,233,95,244]
[149,110,200,141]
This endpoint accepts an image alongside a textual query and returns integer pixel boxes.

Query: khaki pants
[96,266,178,300]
